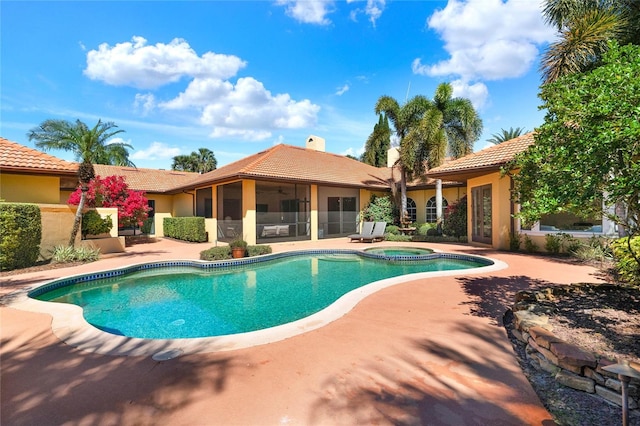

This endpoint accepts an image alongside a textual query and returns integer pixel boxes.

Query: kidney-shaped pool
[30,249,495,341]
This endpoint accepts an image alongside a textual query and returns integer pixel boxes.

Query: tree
[512,42,640,268]
[487,127,527,144]
[362,113,391,167]
[171,148,217,173]
[375,83,482,217]
[540,0,640,84]
[68,175,150,230]
[28,119,130,246]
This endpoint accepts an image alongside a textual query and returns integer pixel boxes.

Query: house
[428,132,615,250]
[1,132,613,254]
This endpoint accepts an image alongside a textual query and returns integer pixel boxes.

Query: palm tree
[540,0,640,83]
[28,119,129,246]
[362,113,391,167]
[487,127,527,144]
[171,148,217,173]
[171,155,196,172]
[375,94,431,216]
[375,83,482,216]
[191,148,217,174]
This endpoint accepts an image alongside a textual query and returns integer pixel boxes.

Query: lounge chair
[362,221,386,243]
[348,221,375,242]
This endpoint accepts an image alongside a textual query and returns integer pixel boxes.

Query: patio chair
[348,221,375,242]
[362,221,386,243]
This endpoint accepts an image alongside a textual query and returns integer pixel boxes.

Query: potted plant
[230,238,248,258]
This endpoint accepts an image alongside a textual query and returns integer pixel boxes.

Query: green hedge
[200,244,272,261]
[611,236,640,284]
[0,203,42,271]
[163,217,207,242]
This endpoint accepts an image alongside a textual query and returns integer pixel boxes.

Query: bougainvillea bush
[68,175,149,229]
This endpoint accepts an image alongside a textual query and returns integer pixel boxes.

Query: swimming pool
[30,250,491,340]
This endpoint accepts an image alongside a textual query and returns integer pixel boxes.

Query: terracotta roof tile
[0,137,78,174]
[93,164,200,193]
[172,144,393,191]
[427,132,534,178]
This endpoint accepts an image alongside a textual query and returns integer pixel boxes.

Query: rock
[528,337,559,365]
[556,370,595,393]
[529,326,564,350]
[513,310,551,332]
[595,385,639,409]
[550,341,597,370]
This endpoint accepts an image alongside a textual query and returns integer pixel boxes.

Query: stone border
[512,284,639,411]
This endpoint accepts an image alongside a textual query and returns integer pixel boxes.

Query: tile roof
[427,132,535,180]
[0,137,78,175]
[93,164,200,193]
[170,144,393,192]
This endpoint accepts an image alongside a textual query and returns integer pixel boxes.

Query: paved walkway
[1,238,606,425]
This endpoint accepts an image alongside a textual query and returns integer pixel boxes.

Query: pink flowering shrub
[68,175,150,228]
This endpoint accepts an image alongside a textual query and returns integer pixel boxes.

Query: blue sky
[1,1,556,169]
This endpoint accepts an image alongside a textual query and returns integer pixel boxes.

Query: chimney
[387,147,399,167]
[306,135,325,152]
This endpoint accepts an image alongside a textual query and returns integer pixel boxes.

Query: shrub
[200,244,273,261]
[361,195,394,223]
[247,245,272,257]
[442,196,467,238]
[523,234,538,253]
[230,239,248,249]
[163,217,207,242]
[384,233,412,242]
[82,210,113,238]
[544,234,562,254]
[385,225,400,235]
[200,246,231,261]
[51,245,100,263]
[0,203,41,271]
[509,232,521,251]
[416,222,435,236]
[611,237,640,284]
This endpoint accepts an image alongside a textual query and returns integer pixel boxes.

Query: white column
[436,179,443,226]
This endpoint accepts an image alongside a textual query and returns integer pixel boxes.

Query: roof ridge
[238,144,292,173]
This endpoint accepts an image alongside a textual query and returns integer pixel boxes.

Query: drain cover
[152,349,184,361]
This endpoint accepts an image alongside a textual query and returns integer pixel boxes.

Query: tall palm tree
[375,94,431,216]
[487,127,527,144]
[28,119,129,246]
[375,83,482,216]
[540,0,639,83]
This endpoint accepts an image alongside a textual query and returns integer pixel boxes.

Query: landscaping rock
[596,385,638,409]
[555,370,595,393]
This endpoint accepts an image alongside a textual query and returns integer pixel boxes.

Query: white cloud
[272,135,286,145]
[347,0,386,27]
[85,36,320,141]
[275,0,334,25]
[162,76,319,141]
[342,145,365,158]
[335,84,350,96]
[450,79,489,110]
[414,0,555,81]
[84,36,246,89]
[107,137,133,146]
[133,93,156,116]
[130,141,182,160]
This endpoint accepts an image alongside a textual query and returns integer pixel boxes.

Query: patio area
[1,238,606,425]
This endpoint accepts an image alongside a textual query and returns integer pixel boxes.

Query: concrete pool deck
[1,238,606,425]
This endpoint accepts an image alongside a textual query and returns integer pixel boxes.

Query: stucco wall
[39,204,80,260]
[407,186,466,223]
[1,174,61,204]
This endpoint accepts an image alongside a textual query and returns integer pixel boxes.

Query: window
[426,196,448,223]
[406,198,417,222]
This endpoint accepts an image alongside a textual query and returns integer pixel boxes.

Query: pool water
[363,247,434,256]
[34,252,488,339]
